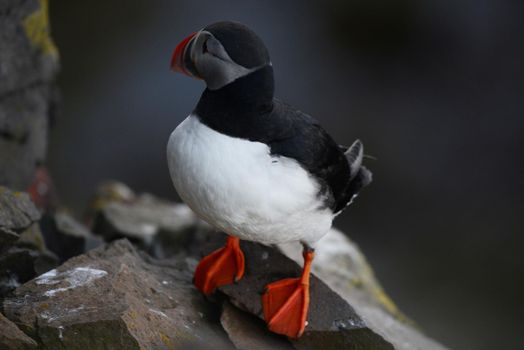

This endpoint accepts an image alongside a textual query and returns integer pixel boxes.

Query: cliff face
[0,0,59,190]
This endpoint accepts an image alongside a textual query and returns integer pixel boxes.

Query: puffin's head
[170,21,270,90]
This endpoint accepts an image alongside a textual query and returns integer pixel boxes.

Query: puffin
[167,21,372,338]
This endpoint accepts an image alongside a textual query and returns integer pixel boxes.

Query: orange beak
[170,32,197,77]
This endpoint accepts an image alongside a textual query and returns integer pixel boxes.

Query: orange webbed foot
[262,250,314,338]
[194,236,245,294]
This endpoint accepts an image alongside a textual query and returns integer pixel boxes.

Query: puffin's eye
[202,40,208,54]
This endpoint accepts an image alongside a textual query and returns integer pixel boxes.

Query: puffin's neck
[195,65,274,121]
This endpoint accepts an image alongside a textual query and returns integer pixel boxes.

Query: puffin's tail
[335,140,373,213]
[345,139,364,179]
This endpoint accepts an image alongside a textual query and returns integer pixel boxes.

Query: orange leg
[262,248,314,338]
[194,236,245,295]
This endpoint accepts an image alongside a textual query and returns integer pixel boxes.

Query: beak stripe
[171,32,197,76]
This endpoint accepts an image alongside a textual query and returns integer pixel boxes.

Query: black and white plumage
[168,21,371,247]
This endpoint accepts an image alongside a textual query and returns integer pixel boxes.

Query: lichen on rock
[22,0,58,58]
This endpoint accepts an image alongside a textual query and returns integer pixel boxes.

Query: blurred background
[47,1,523,349]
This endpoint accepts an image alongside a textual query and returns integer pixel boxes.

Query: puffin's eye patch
[204,36,230,61]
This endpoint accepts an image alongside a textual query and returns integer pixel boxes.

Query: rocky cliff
[0,183,449,350]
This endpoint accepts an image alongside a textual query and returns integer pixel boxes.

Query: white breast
[167,115,333,245]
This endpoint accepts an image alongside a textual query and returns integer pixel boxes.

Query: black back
[194,65,369,213]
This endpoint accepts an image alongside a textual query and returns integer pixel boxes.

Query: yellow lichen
[128,310,138,320]
[372,286,399,315]
[22,0,58,57]
[350,277,364,288]
[159,332,174,349]
[342,238,414,325]
[371,284,417,326]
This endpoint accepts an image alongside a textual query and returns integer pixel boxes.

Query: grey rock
[220,301,294,350]
[0,187,40,235]
[3,239,234,350]
[0,0,59,190]
[0,187,55,296]
[0,228,19,251]
[88,182,214,257]
[0,244,55,283]
[201,237,394,350]
[84,186,449,349]
[0,311,37,350]
[278,229,408,323]
[86,181,136,216]
[279,230,449,350]
[91,183,209,252]
[0,86,53,190]
[0,223,58,296]
[40,211,103,262]
[88,189,444,350]
[0,0,59,95]
[0,272,20,297]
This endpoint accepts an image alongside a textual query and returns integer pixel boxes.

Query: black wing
[263,100,371,212]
